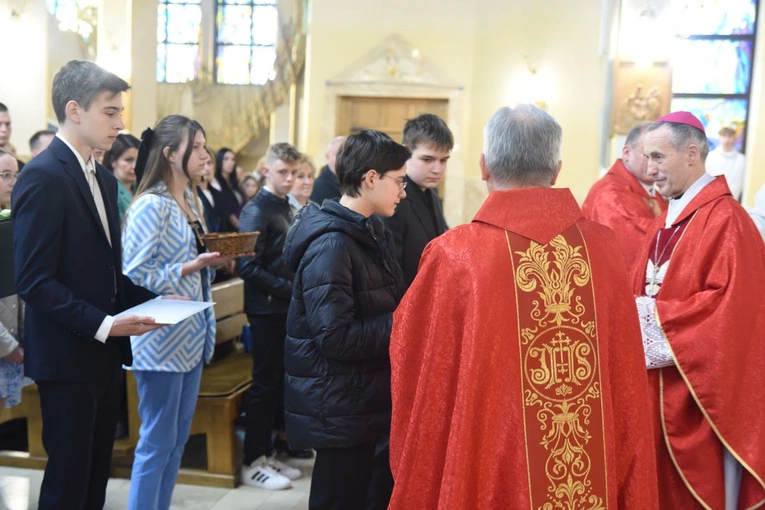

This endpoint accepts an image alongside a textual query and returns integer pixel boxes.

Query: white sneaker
[241,455,292,490]
[266,455,302,481]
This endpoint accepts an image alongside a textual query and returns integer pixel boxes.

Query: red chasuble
[633,176,765,509]
[389,188,658,509]
[583,159,668,272]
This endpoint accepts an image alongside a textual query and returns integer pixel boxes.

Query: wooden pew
[0,278,253,489]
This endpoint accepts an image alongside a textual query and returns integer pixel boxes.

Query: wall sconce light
[9,0,30,19]
[46,0,98,59]
[508,56,556,109]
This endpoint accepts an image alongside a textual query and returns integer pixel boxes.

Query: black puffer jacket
[283,201,404,449]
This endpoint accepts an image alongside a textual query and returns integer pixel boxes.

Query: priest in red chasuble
[635,111,765,510]
[389,105,658,509]
[582,122,668,271]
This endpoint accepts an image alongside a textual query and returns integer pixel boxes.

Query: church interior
[0,0,763,508]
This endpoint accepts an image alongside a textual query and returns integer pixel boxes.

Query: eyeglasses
[380,173,407,191]
[0,172,19,184]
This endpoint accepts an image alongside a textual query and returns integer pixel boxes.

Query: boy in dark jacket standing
[384,114,452,289]
[238,143,303,490]
[283,130,410,509]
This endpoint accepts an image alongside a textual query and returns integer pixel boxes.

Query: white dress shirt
[56,134,115,343]
[706,147,746,201]
[665,173,716,228]
[746,185,765,241]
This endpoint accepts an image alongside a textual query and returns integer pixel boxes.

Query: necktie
[86,163,112,247]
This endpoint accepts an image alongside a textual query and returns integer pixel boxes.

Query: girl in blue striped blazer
[122,115,233,510]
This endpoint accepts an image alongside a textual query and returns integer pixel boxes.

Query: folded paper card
[115,297,215,325]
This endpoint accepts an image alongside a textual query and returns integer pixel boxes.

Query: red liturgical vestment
[583,159,667,272]
[389,188,658,509]
[633,176,765,509]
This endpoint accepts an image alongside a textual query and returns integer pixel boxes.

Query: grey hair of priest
[483,104,562,187]
[647,121,710,161]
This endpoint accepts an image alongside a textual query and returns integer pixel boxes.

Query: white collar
[56,133,95,176]
[665,173,715,227]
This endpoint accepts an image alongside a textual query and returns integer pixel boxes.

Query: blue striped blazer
[122,183,215,372]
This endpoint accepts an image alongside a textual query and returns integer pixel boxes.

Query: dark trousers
[36,361,122,510]
[243,313,286,465]
[310,439,393,510]
[366,436,394,510]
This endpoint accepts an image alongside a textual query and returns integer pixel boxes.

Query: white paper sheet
[115,297,215,325]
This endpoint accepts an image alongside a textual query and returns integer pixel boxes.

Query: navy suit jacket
[11,137,156,382]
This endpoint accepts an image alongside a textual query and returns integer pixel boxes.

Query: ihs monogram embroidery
[508,231,608,510]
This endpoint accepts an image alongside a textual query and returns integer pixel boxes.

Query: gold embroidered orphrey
[508,232,608,510]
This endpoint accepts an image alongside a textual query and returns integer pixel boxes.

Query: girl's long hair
[215,147,239,193]
[131,114,208,232]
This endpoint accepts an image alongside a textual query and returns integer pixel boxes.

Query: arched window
[214,0,278,85]
[670,0,758,151]
[154,0,279,85]
[156,0,203,83]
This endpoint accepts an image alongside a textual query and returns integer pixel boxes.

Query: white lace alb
[636,296,674,369]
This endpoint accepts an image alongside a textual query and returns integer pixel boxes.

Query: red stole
[633,176,765,509]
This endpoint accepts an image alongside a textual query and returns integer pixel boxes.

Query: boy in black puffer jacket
[283,130,410,510]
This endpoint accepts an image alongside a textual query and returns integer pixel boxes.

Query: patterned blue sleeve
[122,195,184,295]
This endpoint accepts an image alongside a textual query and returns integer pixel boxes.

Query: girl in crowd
[197,148,229,233]
[213,147,243,230]
[0,149,31,420]
[288,155,316,213]
[103,133,139,221]
[197,148,236,282]
[122,115,233,510]
[240,174,260,204]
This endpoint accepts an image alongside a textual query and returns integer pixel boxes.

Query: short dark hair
[29,129,57,152]
[104,133,139,171]
[0,103,8,113]
[52,60,130,124]
[624,122,651,148]
[336,129,411,198]
[402,113,454,151]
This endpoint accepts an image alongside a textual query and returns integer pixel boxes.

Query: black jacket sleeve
[383,203,409,272]
[237,202,293,299]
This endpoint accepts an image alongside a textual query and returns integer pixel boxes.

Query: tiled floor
[0,460,313,510]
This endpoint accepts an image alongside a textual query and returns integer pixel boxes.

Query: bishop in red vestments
[635,112,765,509]
[389,105,658,510]
[583,122,667,271]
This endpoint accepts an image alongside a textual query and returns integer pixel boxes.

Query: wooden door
[336,96,448,142]
[335,96,449,195]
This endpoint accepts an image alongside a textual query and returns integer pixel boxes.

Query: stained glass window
[675,0,757,36]
[670,0,759,153]
[672,40,752,94]
[157,0,202,83]
[670,98,748,150]
[215,0,278,85]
